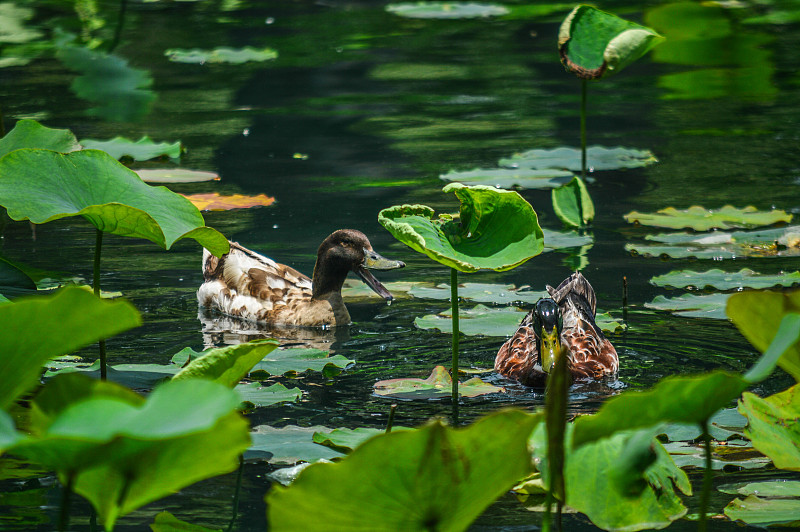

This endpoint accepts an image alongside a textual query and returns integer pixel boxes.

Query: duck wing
[494,311,548,387]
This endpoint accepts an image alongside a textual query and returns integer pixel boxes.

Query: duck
[494,272,618,387]
[197,229,405,327]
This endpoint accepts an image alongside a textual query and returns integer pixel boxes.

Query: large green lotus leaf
[230,347,355,377]
[625,205,792,231]
[236,382,302,408]
[267,409,540,531]
[645,293,731,319]
[739,384,800,471]
[572,371,748,448]
[80,136,182,161]
[311,427,413,454]
[0,286,141,410]
[373,365,502,399]
[499,146,658,172]
[0,149,230,257]
[552,176,594,227]
[627,225,800,259]
[663,441,770,470]
[651,268,800,290]
[385,2,509,18]
[151,511,221,532]
[247,425,345,464]
[727,290,800,381]
[165,46,278,64]
[409,283,548,305]
[171,339,280,387]
[439,167,573,190]
[719,480,800,497]
[558,5,664,79]
[379,183,544,272]
[0,119,81,158]
[724,495,800,526]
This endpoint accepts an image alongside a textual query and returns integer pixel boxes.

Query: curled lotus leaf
[386,2,510,19]
[171,339,280,387]
[552,176,594,228]
[440,167,573,190]
[559,5,664,80]
[181,192,276,211]
[651,268,800,291]
[500,146,658,172]
[81,136,182,161]
[378,183,544,273]
[624,205,792,231]
[373,365,502,399]
[0,119,81,158]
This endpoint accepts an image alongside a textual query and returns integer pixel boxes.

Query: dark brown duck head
[311,229,405,300]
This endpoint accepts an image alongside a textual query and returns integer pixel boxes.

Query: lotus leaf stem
[450,267,459,424]
[94,228,107,380]
[580,78,587,179]
[698,421,712,532]
[226,455,244,532]
[386,404,397,433]
[108,0,128,54]
[58,473,75,532]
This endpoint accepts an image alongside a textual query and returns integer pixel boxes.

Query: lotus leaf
[0,256,37,298]
[267,409,540,531]
[0,119,80,158]
[0,4,42,45]
[80,136,182,161]
[0,149,230,257]
[409,283,547,305]
[724,495,800,526]
[165,46,278,64]
[243,347,353,377]
[236,382,302,408]
[247,425,345,464]
[663,442,770,470]
[44,360,179,389]
[439,167,573,190]
[500,146,658,172]
[151,511,221,532]
[645,293,731,319]
[558,5,664,79]
[719,480,800,497]
[374,365,502,399]
[651,268,800,290]
[625,205,792,231]
[172,339,280,387]
[136,168,219,183]
[340,279,416,299]
[0,410,23,452]
[552,176,594,227]
[385,2,509,19]
[543,228,593,250]
[181,192,276,211]
[739,383,800,471]
[378,183,544,273]
[0,286,141,409]
[312,427,412,454]
[659,408,746,443]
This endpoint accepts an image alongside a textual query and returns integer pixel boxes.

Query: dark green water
[1,0,799,529]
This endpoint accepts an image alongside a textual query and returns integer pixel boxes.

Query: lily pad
[663,442,771,470]
[378,183,544,273]
[440,167,573,189]
[44,360,180,389]
[499,146,658,172]
[543,228,594,250]
[739,383,800,471]
[340,280,417,300]
[409,283,548,305]
[651,268,800,291]
[80,136,182,161]
[312,427,412,454]
[552,176,594,227]
[236,382,302,408]
[0,149,230,257]
[624,205,792,231]
[136,168,219,183]
[724,495,800,526]
[172,339,281,387]
[627,225,800,259]
[244,347,354,378]
[247,425,346,464]
[373,365,502,399]
[644,293,731,319]
[0,119,81,158]
[181,192,276,211]
[165,46,278,64]
[558,5,664,80]
[719,480,800,497]
[267,409,540,531]
[660,408,747,443]
[385,2,509,19]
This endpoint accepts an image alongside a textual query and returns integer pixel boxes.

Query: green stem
[385,404,397,433]
[543,490,552,532]
[94,228,107,380]
[698,421,712,532]
[580,78,587,180]
[450,267,459,425]
[226,455,244,532]
[59,473,75,532]
[108,0,128,53]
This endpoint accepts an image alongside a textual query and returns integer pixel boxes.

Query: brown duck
[198,229,404,327]
[494,272,618,387]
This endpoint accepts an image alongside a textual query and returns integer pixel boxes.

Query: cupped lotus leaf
[80,136,182,161]
[181,192,276,211]
[236,382,302,408]
[374,365,502,399]
[0,149,230,257]
[409,283,548,305]
[663,441,770,470]
[136,168,219,183]
[552,176,594,227]
[385,2,510,19]
[572,371,748,448]
[724,495,800,526]
[312,427,413,454]
[171,339,280,387]
[267,409,540,531]
[165,46,278,64]
[500,146,658,172]
[151,511,221,532]
[440,167,573,190]
[625,205,792,231]
[378,183,544,273]
[651,268,800,290]
[739,383,800,471]
[719,480,800,497]
[225,347,355,378]
[0,119,80,158]
[645,293,731,319]
[559,5,664,79]
[247,425,345,464]
[0,286,141,410]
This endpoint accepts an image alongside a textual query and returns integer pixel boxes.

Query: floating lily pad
[719,480,800,497]
[625,205,792,231]
[340,280,417,300]
[136,168,219,183]
[499,146,658,172]
[181,192,276,211]
[440,167,573,189]
[312,427,412,454]
[247,425,345,464]
[543,228,594,250]
[151,511,221,532]
[645,293,731,319]
[552,176,594,227]
[0,119,81,158]
[44,360,179,389]
[660,408,747,443]
[409,283,548,305]
[739,383,800,471]
[724,495,800,526]
[236,382,302,408]
[627,225,800,259]
[373,365,502,399]
[165,46,278,64]
[80,136,182,161]
[238,347,354,378]
[651,268,800,290]
[385,2,509,19]
[663,442,770,470]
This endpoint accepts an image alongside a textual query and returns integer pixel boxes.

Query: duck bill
[539,326,563,373]
[355,249,405,301]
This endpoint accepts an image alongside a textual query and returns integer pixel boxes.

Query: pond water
[1,0,800,530]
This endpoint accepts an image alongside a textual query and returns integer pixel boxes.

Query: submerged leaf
[0,119,81,158]
[80,136,182,161]
[625,205,792,231]
[440,167,573,189]
[551,176,594,227]
[165,46,278,64]
[500,146,658,172]
[651,268,800,290]
[645,293,731,319]
[373,365,502,399]
[181,192,276,211]
[386,2,509,19]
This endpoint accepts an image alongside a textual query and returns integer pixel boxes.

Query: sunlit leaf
[719,480,800,497]
[374,365,502,399]
[236,382,302,408]
[627,225,800,259]
[385,2,510,19]
[0,119,80,158]
[247,425,345,464]
[0,3,43,44]
[409,283,547,305]
[136,168,219,183]
[625,205,792,231]
[165,46,278,64]
[645,293,731,319]
[80,136,182,161]
[181,192,276,211]
[724,495,800,526]
[44,360,179,389]
[151,511,222,532]
[500,146,658,172]
[312,427,412,454]
[172,339,280,387]
[739,383,800,471]
[552,176,594,227]
[340,280,417,300]
[267,409,540,531]
[651,268,800,290]
[440,167,573,189]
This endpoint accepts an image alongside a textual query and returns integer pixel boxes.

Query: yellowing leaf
[181,192,276,211]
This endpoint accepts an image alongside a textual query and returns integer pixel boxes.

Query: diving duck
[494,272,618,387]
[197,229,405,327]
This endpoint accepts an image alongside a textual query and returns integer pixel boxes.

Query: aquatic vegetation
[236,382,302,409]
[80,135,182,161]
[373,365,502,399]
[0,119,80,157]
[172,339,280,386]
[651,268,800,290]
[165,46,278,64]
[625,205,792,231]
[739,384,800,470]
[440,167,573,189]
[721,481,800,526]
[645,293,731,319]
[312,427,413,454]
[386,2,510,19]
[499,146,658,172]
[551,175,594,227]
[136,168,219,183]
[180,192,276,211]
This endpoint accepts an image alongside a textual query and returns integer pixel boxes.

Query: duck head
[312,229,405,300]
[533,298,564,373]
